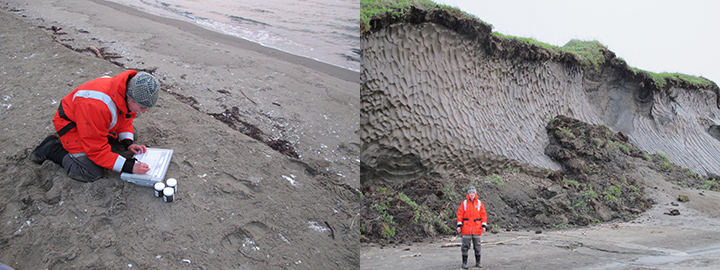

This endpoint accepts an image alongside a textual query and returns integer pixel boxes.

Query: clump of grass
[560,40,608,71]
[485,174,504,186]
[631,68,716,90]
[360,0,485,35]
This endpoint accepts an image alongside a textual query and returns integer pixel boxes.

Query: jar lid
[166,178,177,187]
[163,187,175,196]
[154,182,166,190]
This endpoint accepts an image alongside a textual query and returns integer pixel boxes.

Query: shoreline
[93,0,360,83]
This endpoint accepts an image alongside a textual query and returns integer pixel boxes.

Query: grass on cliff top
[360,0,487,34]
[631,68,716,90]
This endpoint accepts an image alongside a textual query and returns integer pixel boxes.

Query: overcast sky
[434,0,720,85]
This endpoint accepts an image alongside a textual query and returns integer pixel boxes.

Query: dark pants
[58,134,131,182]
[461,234,481,257]
[62,152,105,182]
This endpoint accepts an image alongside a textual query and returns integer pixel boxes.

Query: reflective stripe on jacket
[456,194,488,235]
[53,70,138,172]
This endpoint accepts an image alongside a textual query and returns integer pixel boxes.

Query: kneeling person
[32,70,159,182]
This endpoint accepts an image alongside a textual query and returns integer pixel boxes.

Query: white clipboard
[120,148,173,187]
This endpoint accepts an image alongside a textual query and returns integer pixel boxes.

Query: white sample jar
[163,187,174,203]
[154,182,165,198]
[166,178,177,193]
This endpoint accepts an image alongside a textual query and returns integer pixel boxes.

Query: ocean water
[107,0,360,71]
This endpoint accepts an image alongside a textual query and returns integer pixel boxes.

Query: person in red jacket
[31,70,159,182]
[456,186,487,268]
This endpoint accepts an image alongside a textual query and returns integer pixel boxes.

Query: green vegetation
[701,178,720,191]
[504,164,520,174]
[606,140,630,154]
[656,153,674,172]
[587,163,602,175]
[486,174,504,186]
[397,192,418,208]
[560,40,608,71]
[563,177,580,188]
[381,223,396,238]
[556,126,576,139]
[631,68,716,90]
[360,0,480,34]
[441,183,460,201]
[371,201,395,225]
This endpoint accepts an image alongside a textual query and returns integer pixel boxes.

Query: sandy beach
[0,0,359,269]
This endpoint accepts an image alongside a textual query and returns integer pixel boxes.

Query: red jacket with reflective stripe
[53,70,138,172]
[456,194,488,235]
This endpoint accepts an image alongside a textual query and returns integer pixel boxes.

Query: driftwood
[441,236,527,248]
[400,253,422,258]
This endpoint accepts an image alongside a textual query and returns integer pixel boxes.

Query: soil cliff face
[361,16,720,185]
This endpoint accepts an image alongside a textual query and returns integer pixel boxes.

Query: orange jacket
[53,70,138,172]
[456,194,487,235]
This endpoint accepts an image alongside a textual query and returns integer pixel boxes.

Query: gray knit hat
[467,186,477,194]
[127,72,159,108]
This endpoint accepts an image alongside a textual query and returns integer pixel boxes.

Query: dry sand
[0,0,359,269]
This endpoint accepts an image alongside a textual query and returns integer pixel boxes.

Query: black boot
[31,135,67,165]
[462,255,468,269]
[31,135,60,164]
[475,255,482,268]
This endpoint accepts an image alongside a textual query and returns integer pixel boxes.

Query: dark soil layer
[360,115,719,244]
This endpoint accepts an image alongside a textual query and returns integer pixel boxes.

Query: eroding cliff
[361,9,720,185]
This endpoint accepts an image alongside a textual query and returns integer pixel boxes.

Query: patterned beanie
[127,72,159,108]
[467,186,477,194]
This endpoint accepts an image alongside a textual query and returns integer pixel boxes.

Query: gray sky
[435,0,720,85]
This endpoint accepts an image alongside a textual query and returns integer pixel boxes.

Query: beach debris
[664,209,681,216]
[400,253,422,258]
[308,221,329,233]
[240,89,258,105]
[441,242,462,248]
[182,259,191,264]
[324,221,335,239]
[441,236,528,248]
[272,102,281,106]
[90,46,102,57]
[677,195,689,202]
[282,174,298,186]
[349,213,359,230]
[279,233,291,245]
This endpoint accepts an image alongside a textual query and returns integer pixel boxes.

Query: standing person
[31,70,159,182]
[456,186,487,268]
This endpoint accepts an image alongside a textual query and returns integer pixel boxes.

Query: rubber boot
[46,143,68,165]
[461,255,468,269]
[31,135,65,164]
[475,255,481,268]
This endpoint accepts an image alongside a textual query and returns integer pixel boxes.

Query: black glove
[121,139,133,149]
